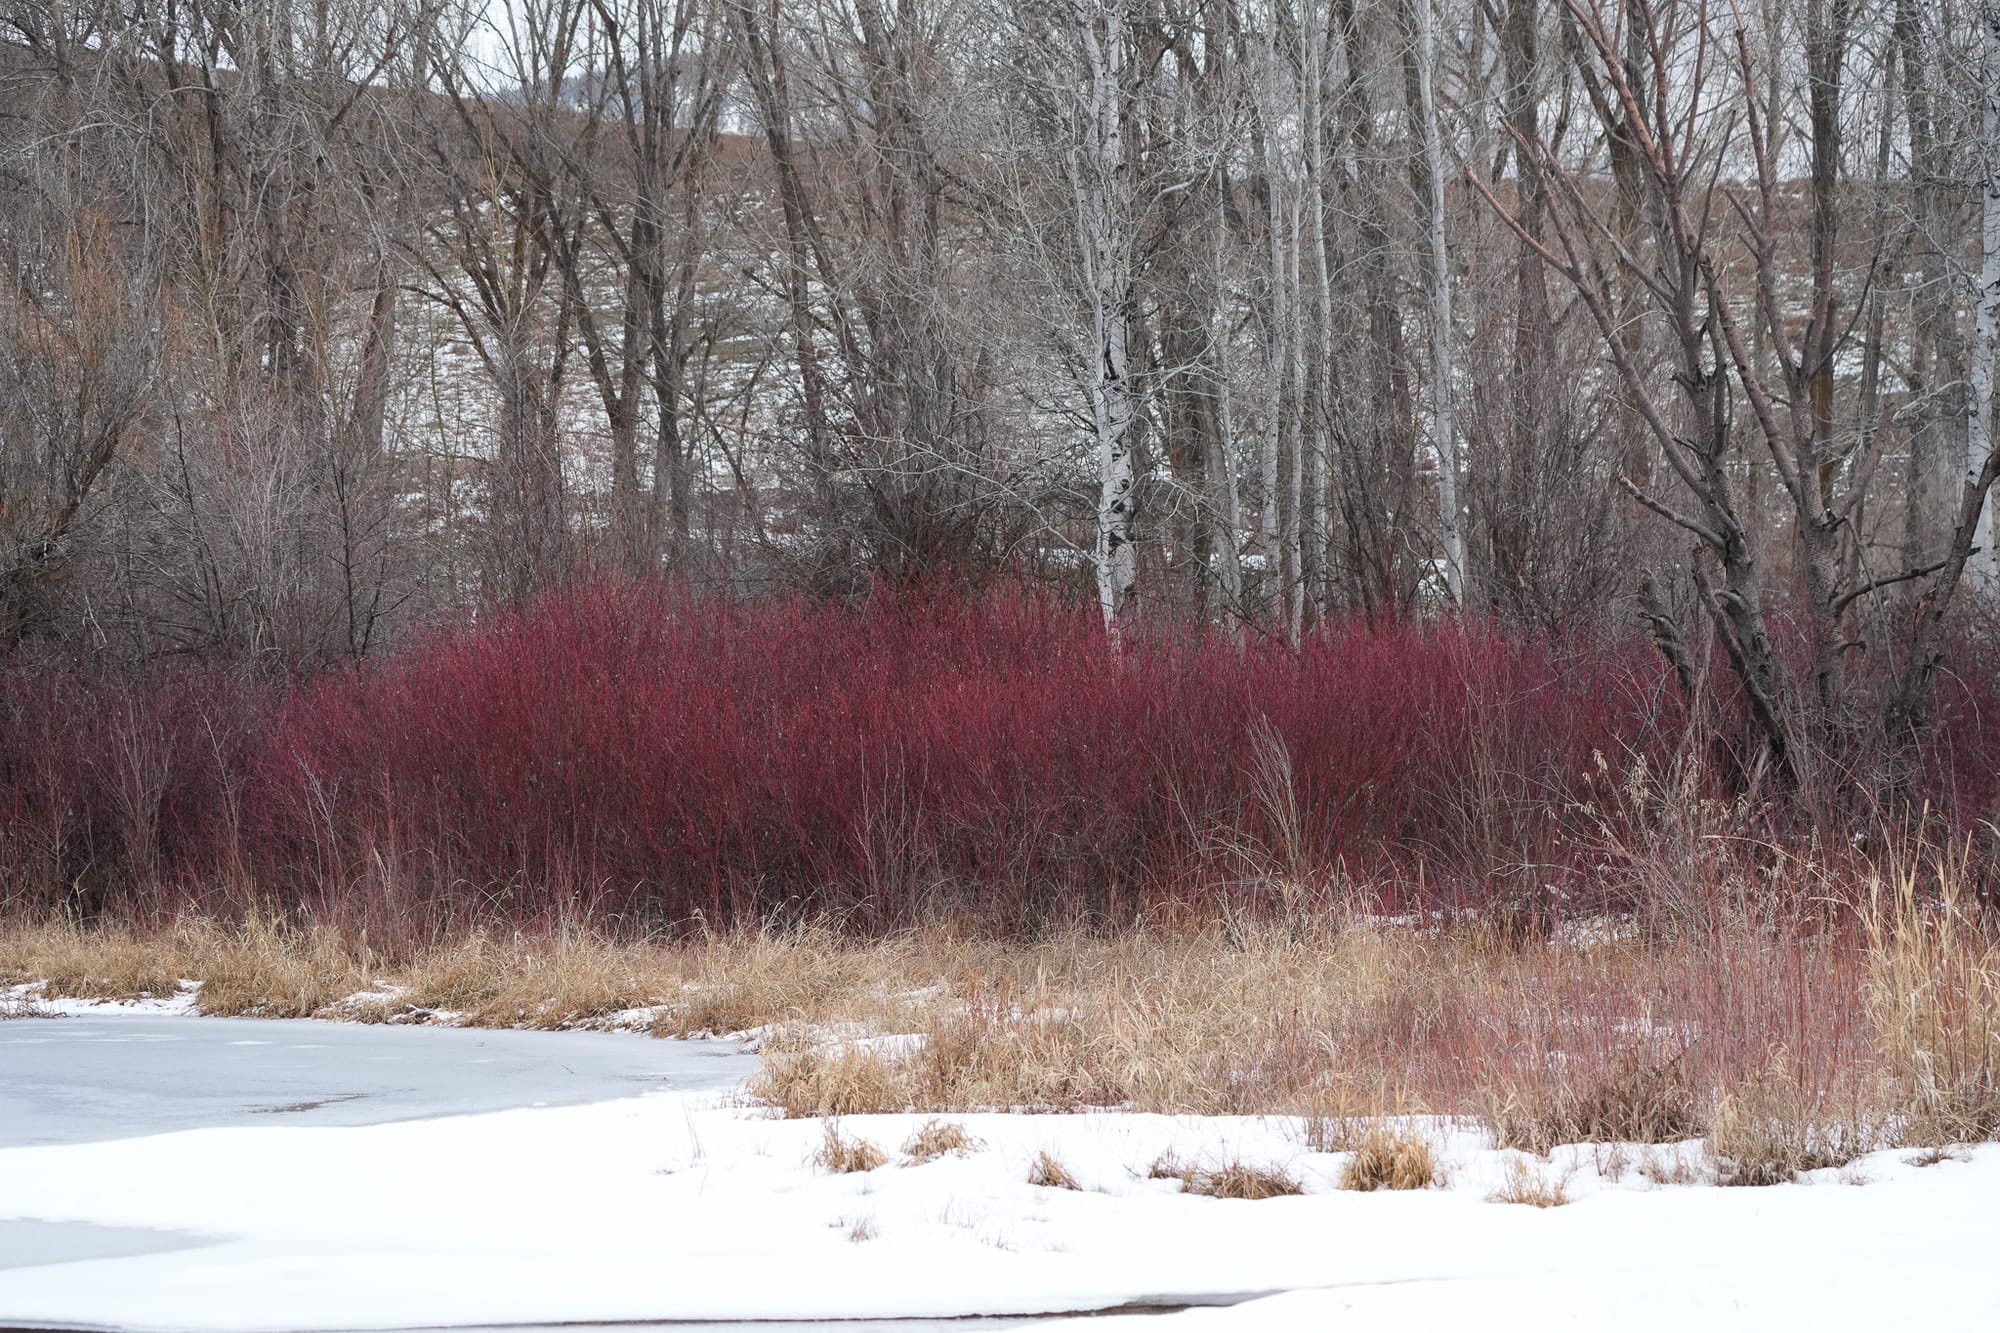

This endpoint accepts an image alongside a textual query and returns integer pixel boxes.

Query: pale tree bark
[1253,34,1289,579]
[1285,187,1306,643]
[1208,190,1247,636]
[1971,1,2000,600]
[1414,0,1465,606]
[1073,0,1140,637]
[1302,2,1334,624]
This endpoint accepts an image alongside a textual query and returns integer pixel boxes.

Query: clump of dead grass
[1027,1149,1080,1190]
[1340,1125,1444,1191]
[0,914,375,1016]
[748,1029,913,1118]
[901,1119,980,1163]
[1182,1161,1304,1199]
[813,1121,887,1174]
[5,830,1996,1173]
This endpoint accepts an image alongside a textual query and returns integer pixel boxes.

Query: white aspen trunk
[1416,0,1466,607]
[1972,2,2000,599]
[1210,214,1247,638]
[1286,189,1307,645]
[1259,47,1287,559]
[1076,5,1139,637]
[1304,5,1334,623]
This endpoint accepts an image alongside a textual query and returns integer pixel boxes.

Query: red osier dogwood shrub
[2,580,1989,929]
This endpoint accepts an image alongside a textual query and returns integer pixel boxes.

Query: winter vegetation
[6,7,2000,1317]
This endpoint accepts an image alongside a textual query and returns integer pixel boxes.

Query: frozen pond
[0,1011,767,1325]
[0,1014,1200,1329]
[0,1011,755,1147]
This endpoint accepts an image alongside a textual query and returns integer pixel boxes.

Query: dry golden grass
[182,917,375,1018]
[1183,1161,1304,1199]
[0,916,370,1016]
[1340,1126,1444,1192]
[901,1119,980,1163]
[1027,1149,1080,1190]
[747,1030,914,1118]
[1705,1048,1889,1186]
[813,1122,887,1174]
[1864,860,2000,1145]
[391,930,664,1028]
[1,918,193,1000]
[1487,1042,1703,1155]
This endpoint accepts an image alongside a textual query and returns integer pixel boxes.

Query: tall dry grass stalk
[1864,847,2000,1143]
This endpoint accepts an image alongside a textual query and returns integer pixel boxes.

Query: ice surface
[0,1011,755,1147]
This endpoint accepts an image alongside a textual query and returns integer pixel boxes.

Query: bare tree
[1411,0,1464,606]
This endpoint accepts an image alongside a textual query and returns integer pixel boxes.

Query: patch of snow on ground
[0,1084,1994,1329]
[1,1008,1996,1331]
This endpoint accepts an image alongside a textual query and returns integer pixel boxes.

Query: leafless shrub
[1488,1042,1703,1154]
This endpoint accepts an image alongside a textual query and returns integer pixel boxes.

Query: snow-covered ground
[1,1006,1995,1332]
